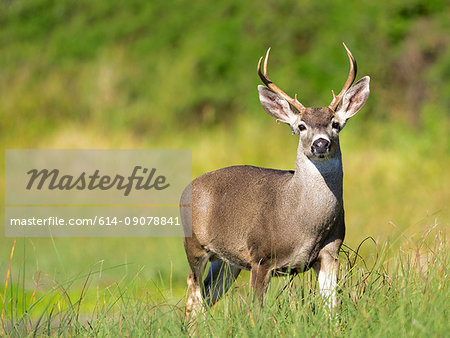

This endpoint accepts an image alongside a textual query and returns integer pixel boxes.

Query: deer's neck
[292,143,343,202]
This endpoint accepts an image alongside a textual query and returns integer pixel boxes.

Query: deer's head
[258,44,370,161]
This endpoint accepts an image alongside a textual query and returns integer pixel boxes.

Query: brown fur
[181,71,370,318]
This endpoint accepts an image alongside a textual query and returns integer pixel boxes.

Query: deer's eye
[298,124,307,132]
[332,121,340,130]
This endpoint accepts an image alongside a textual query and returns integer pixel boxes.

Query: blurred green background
[0,0,448,301]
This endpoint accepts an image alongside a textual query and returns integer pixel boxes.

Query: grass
[0,111,448,336]
[1,97,448,336]
[1,224,447,336]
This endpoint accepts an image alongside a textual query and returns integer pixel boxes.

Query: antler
[328,43,358,111]
[258,48,306,114]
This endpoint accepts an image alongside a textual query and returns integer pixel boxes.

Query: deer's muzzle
[311,138,331,156]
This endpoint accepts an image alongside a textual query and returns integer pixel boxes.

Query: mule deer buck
[180,43,370,317]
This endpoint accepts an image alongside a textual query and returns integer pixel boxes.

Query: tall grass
[1,225,447,336]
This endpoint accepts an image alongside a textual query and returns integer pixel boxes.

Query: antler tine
[328,43,358,111]
[258,48,306,113]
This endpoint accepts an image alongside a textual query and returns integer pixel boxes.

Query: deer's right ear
[258,85,299,126]
[335,76,370,121]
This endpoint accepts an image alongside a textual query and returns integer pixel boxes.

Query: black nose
[312,138,330,153]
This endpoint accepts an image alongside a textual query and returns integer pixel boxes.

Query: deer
[180,43,370,318]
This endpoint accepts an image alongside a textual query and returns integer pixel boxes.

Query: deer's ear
[336,76,370,121]
[258,85,299,126]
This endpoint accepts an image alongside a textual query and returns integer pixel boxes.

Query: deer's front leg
[249,263,271,304]
[313,248,340,309]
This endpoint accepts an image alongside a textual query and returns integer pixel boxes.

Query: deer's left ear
[335,76,370,121]
[258,85,299,126]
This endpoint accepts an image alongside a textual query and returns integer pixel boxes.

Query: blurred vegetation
[0,0,448,323]
[1,0,449,140]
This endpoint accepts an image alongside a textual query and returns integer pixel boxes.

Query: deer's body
[181,44,370,317]
[182,150,344,272]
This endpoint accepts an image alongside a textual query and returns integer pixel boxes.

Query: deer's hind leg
[184,237,211,319]
[202,259,241,306]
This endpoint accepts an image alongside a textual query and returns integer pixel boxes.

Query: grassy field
[1,0,449,336]
[1,225,447,336]
[1,116,448,336]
